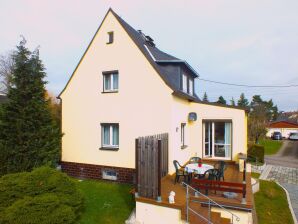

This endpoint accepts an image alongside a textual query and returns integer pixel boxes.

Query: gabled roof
[269,120,298,128]
[110,9,200,101]
[58,8,199,101]
[58,9,247,112]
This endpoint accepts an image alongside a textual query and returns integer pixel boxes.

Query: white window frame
[203,121,232,160]
[101,124,119,148]
[103,72,118,92]
[182,74,187,93]
[181,123,187,149]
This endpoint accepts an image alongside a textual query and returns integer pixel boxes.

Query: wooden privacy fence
[135,133,168,200]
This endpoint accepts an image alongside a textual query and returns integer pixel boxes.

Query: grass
[251,172,261,179]
[77,179,135,224]
[254,180,294,224]
[258,139,283,155]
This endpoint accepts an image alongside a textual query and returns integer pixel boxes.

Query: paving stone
[261,165,298,222]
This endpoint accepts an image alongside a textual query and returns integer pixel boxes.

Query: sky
[0,0,298,111]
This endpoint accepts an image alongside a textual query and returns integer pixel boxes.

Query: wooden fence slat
[136,133,168,199]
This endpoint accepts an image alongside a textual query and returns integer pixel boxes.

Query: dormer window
[103,71,118,92]
[181,74,194,95]
[107,31,114,44]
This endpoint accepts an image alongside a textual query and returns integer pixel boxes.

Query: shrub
[247,144,265,163]
[2,194,75,224]
[0,167,83,224]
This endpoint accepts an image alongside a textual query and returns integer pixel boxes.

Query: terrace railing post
[242,159,247,204]
[208,199,211,224]
[157,139,162,202]
[135,138,139,198]
[186,185,189,223]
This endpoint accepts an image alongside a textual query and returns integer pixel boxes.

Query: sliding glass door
[203,121,232,159]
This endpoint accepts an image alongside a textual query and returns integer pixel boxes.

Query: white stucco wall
[136,201,183,224]
[60,11,172,169]
[61,10,247,172]
[266,127,298,138]
[168,97,247,174]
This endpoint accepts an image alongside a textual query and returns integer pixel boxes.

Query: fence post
[157,139,162,202]
[135,138,139,198]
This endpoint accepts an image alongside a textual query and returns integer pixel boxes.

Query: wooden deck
[136,161,253,223]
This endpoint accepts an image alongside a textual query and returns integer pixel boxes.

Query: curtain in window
[104,74,111,90]
[182,74,187,92]
[224,122,231,157]
[112,125,119,146]
[113,74,118,90]
[103,125,110,145]
[189,79,193,95]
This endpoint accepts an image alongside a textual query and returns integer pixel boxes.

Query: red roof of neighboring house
[269,121,298,128]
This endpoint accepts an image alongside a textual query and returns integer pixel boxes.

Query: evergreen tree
[202,92,209,102]
[216,96,226,105]
[230,97,236,106]
[0,39,61,175]
[237,93,249,107]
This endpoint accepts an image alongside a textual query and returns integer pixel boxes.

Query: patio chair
[215,161,226,181]
[173,160,189,184]
[188,156,202,164]
[201,168,221,195]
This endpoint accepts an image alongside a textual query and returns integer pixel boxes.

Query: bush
[0,167,83,224]
[247,144,265,163]
[2,194,75,224]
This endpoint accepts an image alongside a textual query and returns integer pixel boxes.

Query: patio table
[185,163,214,175]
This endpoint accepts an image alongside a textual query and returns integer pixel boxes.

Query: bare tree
[248,104,268,144]
[0,52,14,94]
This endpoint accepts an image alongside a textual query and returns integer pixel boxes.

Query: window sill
[181,145,188,149]
[99,147,119,151]
[102,90,118,94]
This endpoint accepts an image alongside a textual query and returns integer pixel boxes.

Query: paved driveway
[265,140,298,168]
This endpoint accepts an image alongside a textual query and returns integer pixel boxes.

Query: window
[102,170,117,180]
[181,123,187,149]
[103,71,118,92]
[101,123,119,149]
[107,31,114,44]
[188,79,194,95]
[182,74,187,93]
[203,121,232,159]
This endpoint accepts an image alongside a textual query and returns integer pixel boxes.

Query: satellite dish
[188,112,197,121]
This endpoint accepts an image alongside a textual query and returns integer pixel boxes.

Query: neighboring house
[266,120,298,138]
[59,8,248,181]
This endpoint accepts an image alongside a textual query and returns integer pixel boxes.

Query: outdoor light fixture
[188,112,197,121]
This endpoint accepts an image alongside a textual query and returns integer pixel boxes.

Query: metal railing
[182,182,240,224]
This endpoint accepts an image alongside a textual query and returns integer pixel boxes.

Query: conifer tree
[237,93,249,107]
[202,92,209,102]
[217,96,227,105]
[0,39,61,175]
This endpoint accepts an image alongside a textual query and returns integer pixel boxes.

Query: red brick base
[61,161,135,184]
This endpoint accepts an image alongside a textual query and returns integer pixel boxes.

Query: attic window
[107,31,114,44]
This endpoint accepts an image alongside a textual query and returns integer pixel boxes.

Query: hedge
[2,194,76,224]
[0,167,83,224]
[247,144,265,163]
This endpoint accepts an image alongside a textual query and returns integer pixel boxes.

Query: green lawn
[254,180,294,224]
[77,179,135,224]
[258,139,283,155]
[251,172,261,179]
